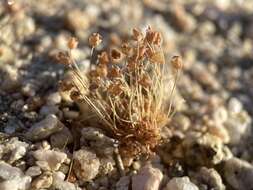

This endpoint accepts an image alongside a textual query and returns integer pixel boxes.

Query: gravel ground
[1,0,253,190]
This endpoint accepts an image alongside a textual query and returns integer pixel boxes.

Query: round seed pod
[171,55,183,70]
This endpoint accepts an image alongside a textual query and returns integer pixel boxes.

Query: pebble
[169,3,196,32]
[58,163,69,174]
[224,98,251,144]
[1,65,20,92]
[223,157,253,190]
[25,166,42,177]
[0,161,31,190]
[21,81,37,97]
[99,157,115,176]
[213,107,228,125]
[193,167,225,190]
[25,114,64,141]
[50,127,73,148]
[63,109,80,119]
[183,133,232,167]
[228,98,243,114]
[172,114,191,131]
[73,149,100,182]
[46,92,61,105]
[207,124,230,144]
[163,177,199,190]
[4,120,20,134]
[41,140,51,150]
[80,127,115,156]
[132,161,142,170]
[191,63,220,90]
[52,171,81,190]
[10,99,25,111]
[0,45,15,63]
[0,137,29,164]
[31,171,53,189]
[65,10,90,32]
[16,17,36,39]
[116,176,131,190]
[40,105,60,116]
[132,164,163,190]
[32,149,67,171]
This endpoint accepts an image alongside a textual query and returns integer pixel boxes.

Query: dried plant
[56,27,182,157]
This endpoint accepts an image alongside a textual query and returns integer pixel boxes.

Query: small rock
[65,10,90,32]
[0,137,29,164]
[73,149,100,182]
[25,114,64,141]
[0,161,31,190]
[163,177,198,190]
[80,127,115,156]
[191,63,220,90]
[4,123,18,134]
[116,176,131,190]
[228,98,243,114]
[173,114,190,132]
[52,171,81,190]
[223,157,253,190]
[63,109,79,119]
[59,163,69,174]
[0,45,15,63]
[1,65,20,92]
[213,107,228,125]
[40,105,60,116]
[0,161,24,179]
[161,127,173,139]
[224,98,251,144]
[183,134,232,167]
[21,82,36,97]
[31,171,53,189]
[133,161,142,171]
[16,17,36,39]
[99,157,115,176]
[50,127,73,148]
[198,21,216,36]
[193,167,225,190]
[46,92,61,105]
[25,166,42,177]
[10,99,25,111]
[169,3,196,32]
[207,124,230,144]
[132,164,163,190]
[52,171,65,182]
[41,140,51,150]
[4,118,24,134]
[33,149,67,171]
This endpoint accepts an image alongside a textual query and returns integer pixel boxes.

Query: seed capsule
[171,55,183,70]
[88,33,102,47]
[111,49,122,61]
[98,51,109,65]
[68,37,78,49]
[132,28,143,41]
[55,51,72,65]
[150,51,165,64]
[70,90,81,101]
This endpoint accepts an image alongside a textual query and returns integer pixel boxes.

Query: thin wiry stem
[167,69,180,117]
